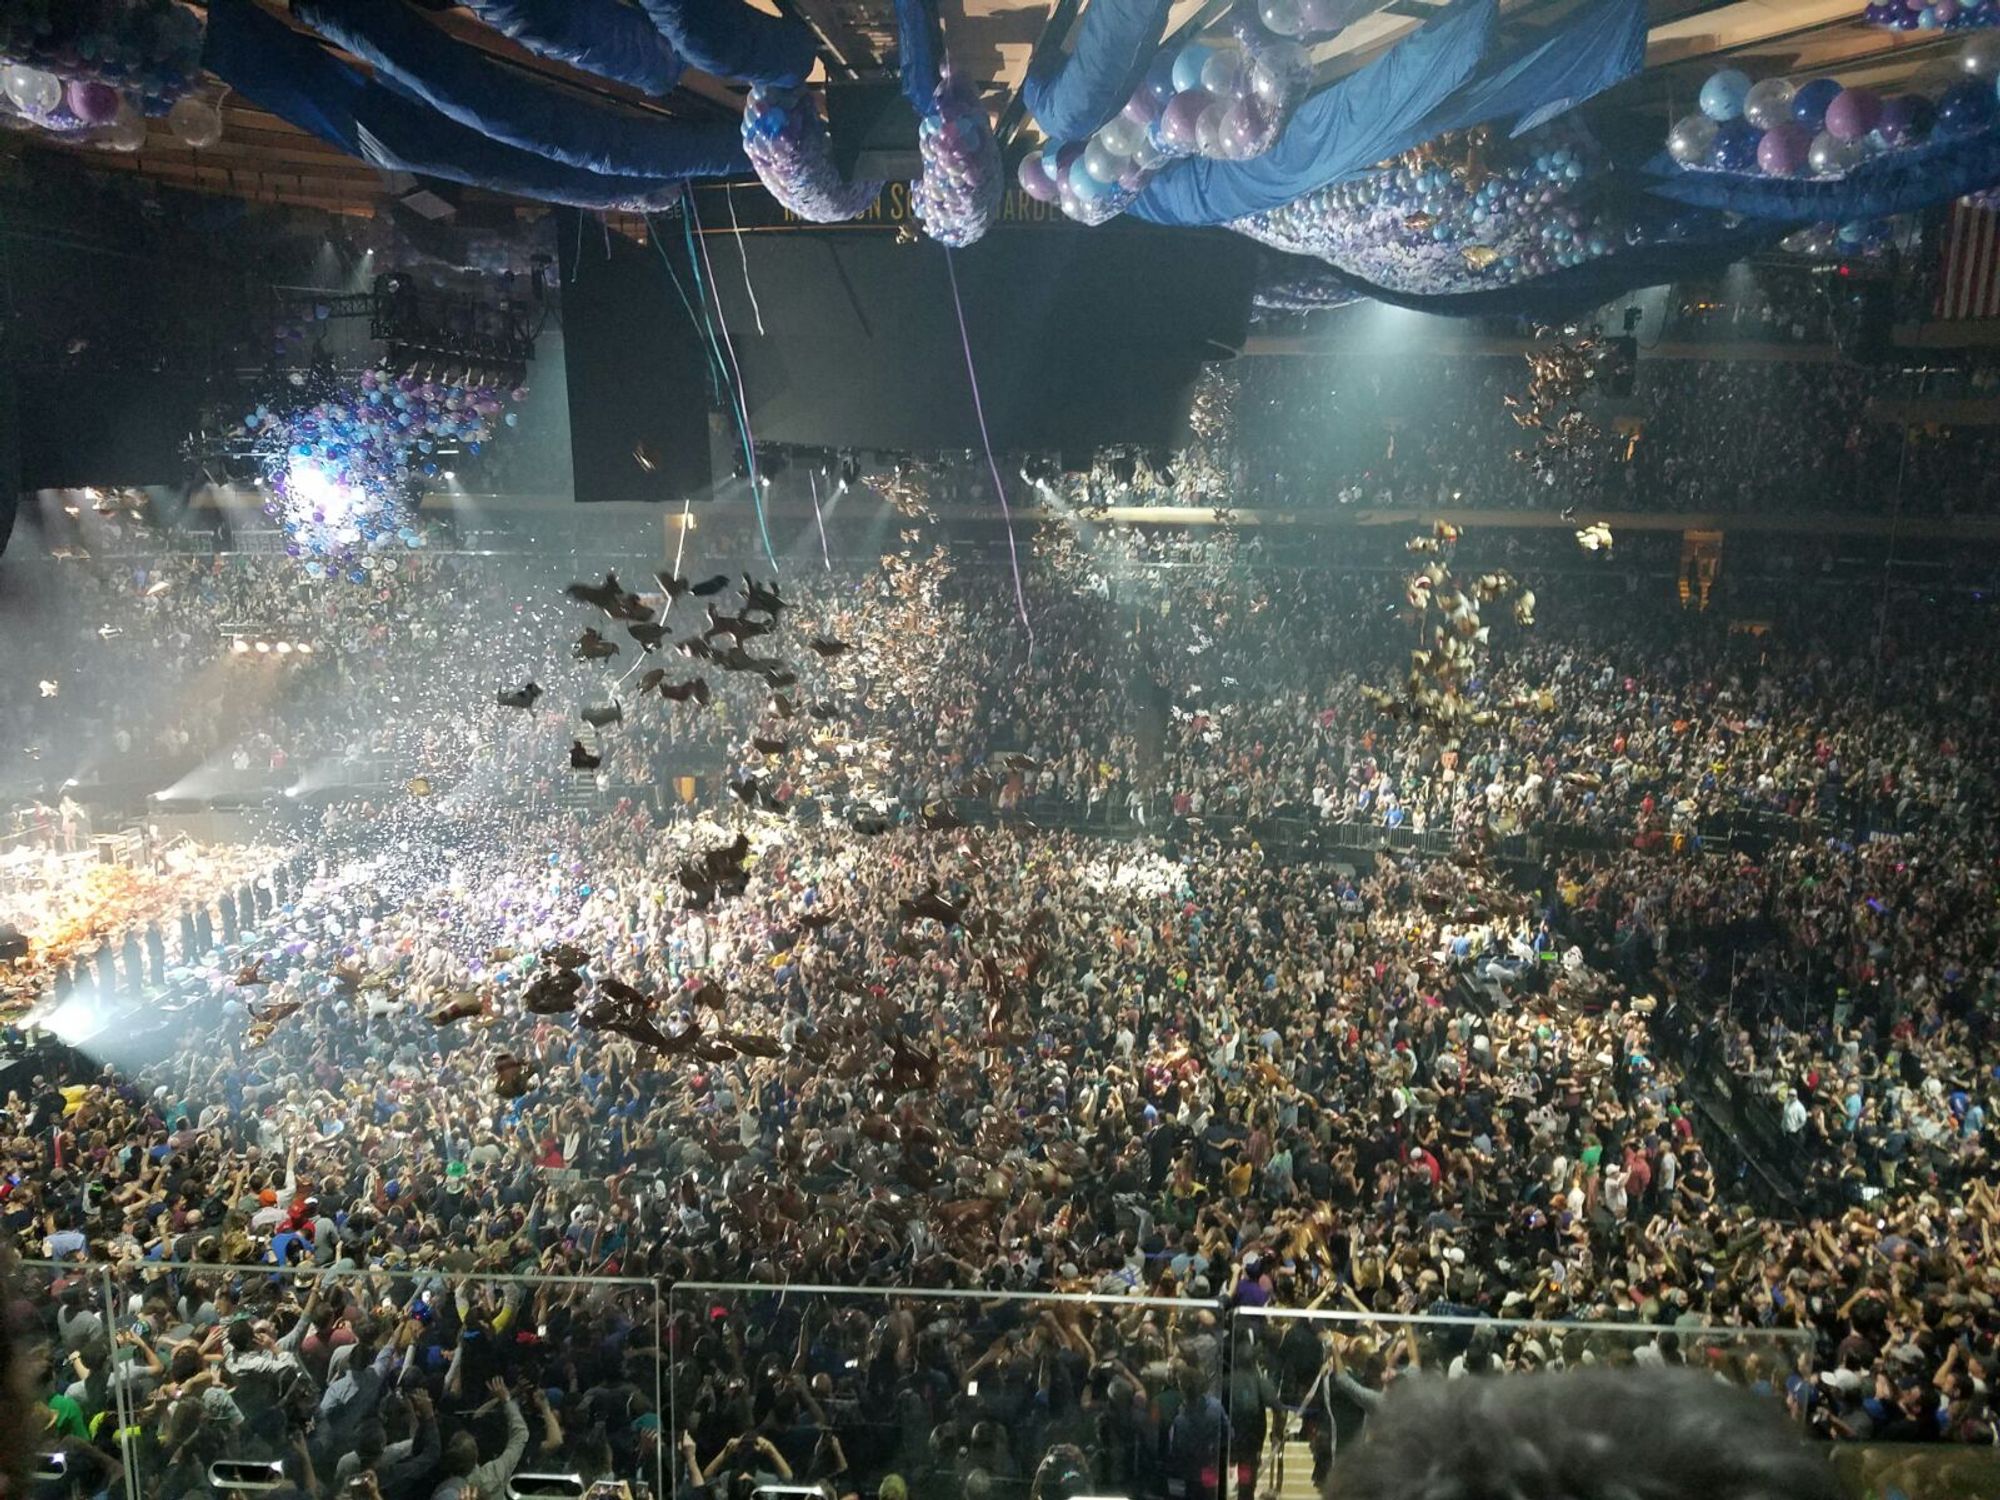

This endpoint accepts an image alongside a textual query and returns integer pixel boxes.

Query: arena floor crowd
[3,506,1998,1500]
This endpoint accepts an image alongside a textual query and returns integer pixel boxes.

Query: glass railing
[17,1260,664,1500]
[5,1264,1825,1500]
[665,1283,1229,1500]
[663,1285,1817,1500]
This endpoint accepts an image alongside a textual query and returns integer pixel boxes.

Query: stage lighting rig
[369,273,535,387]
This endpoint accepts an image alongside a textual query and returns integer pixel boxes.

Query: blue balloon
[1699,68,1751,121]
[1144,48,1179,104]
[1791,77,1842,132]
[1071,161,1117,199]
[1171,42,1215,95]
[1937,79,1997,135]
[1709,117,1759,171]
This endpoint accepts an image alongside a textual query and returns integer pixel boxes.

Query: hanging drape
[204,0,690,210]
[1128,0,1496,226]
[631,0,819,89]
[295,0,746,180]
[1129,0,1645,227]
[459,0,685,96]
[1021,0,1176,146]
[1643,128,2000,221]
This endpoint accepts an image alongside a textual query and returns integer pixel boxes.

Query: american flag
[1936,199,2000,321]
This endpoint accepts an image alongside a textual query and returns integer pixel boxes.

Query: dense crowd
[1229,353,2000,518]
[4,504,2000,1500]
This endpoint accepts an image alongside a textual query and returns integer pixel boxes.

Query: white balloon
[168,94,223,149]
[2,64,62,118]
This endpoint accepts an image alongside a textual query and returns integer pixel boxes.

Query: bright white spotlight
[254,641,271,654]
[296,642,314,654]
[231,639,251,655]
[284,457,365,529]
[39,995,103,1046]
[275,642,293,655]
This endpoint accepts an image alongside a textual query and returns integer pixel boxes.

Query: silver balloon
[1249,41,1310,107]
[1962,33,2000,81]
[1097,114,1142,157]
[100,102,148,153]
[1807,129,1861,177]
[1666,113,1718,167]
[1257,39,1311,78]
[1258,0,1303,36]
[1194,100,1226,157]
[1130,137,1167,171]
[168,94,223,149]
[1741,77,1795,133]
[1081,136,1127,183]
[2,64,62,118]
[1200,45,1245,99]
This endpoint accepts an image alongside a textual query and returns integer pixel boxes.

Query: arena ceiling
[6,0,1970,218]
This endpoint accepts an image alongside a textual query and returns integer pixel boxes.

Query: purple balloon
[1160,88,1214,152]
[1756,120,1811,176]
[1017,152,1058,202]
[67,80,121,125]
[1876,93,1933,147]
[1823,87,1882,142]
[1122,87,1162,129]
